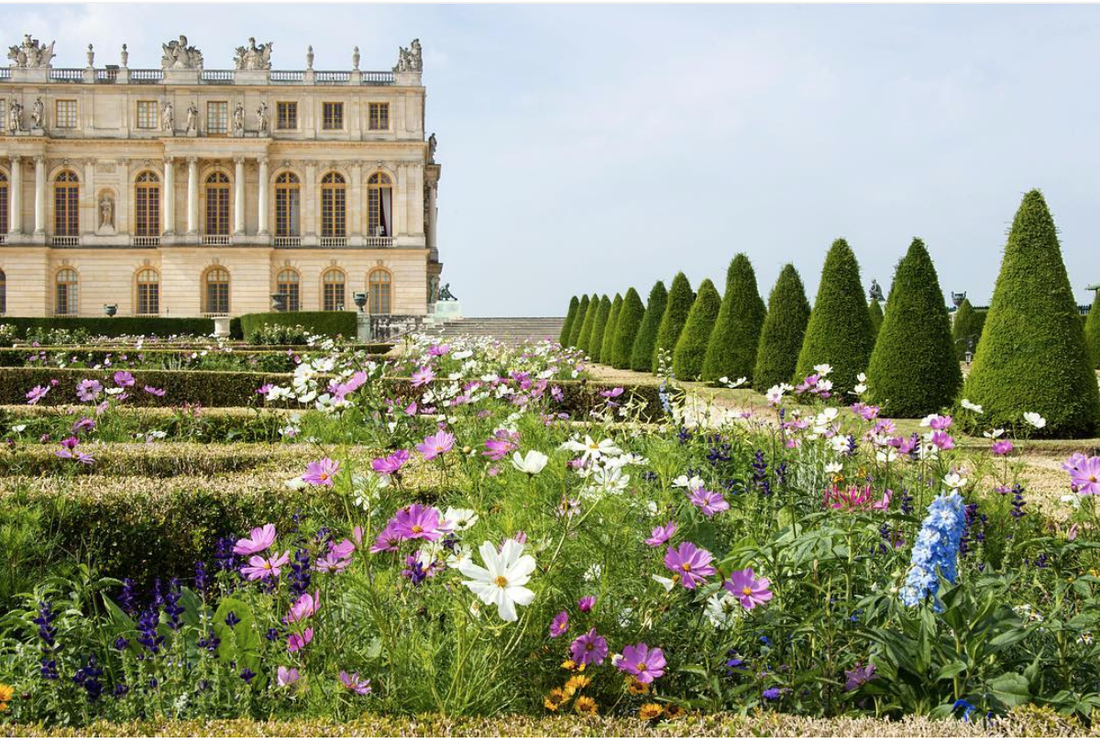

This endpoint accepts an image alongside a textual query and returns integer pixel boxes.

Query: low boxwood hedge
[0,347,301,372]
[1,316,215,339]
[237,311,358,341]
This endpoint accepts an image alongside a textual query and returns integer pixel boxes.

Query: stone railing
[9,67,398,86]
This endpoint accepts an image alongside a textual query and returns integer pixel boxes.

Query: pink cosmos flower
[930,431,955,450]
[570,628,608,666]
[549,611,569,639]
[411,366,436,388]
[302,458,340,487]
[664,542,715,589]
[392,504,449,541]
[143,386,166,397]
[339,671,372,695]
[428,344,451,356]
[370,520,403,553]
[577,595,596,613]
[1066,454,1100,496]
[26,385,49,405]
[372,449,411,476]
[614,643,667,684]
[927,414,953,431]
[599,387,624,399]
[285,591,320,624]
[241,551,291,581]
[645,522,678,548]
[276,666,300,687]
[991,439,1014,456]
[72,417,96,434]
[483,430,519,461]
[689,486,730,517]
[724,568,773,610]
[233,524,278,555]
[416,430,455,460]
[287,627,314,653]
[76,379,103,402]
[113,371,135,388]
[256,383,274,396]
[314,539,356,573]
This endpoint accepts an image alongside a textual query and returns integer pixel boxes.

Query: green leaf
[988,672,1030,708]
[935,661,967,681]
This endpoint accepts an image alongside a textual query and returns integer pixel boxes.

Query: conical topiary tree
[630,281,668,372]
[753,264,811,392]
[577,294,599,355]
[868,300,884,341]
[962,190,1100,438]
[951,298,986,362]
[559,296,579,346]
[673,279,721,381]
[702,254,767,383]
[588,296,612,364]
[600,294,623,365]
[1085,290,1100,369]
[795,239,875,397]
[611,288,645,369]
[654,273,694,371]
[568,295,590,348]
[865,238,962,418]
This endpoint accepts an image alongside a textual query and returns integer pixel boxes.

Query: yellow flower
[627,678,650,695]
[573,695,599,716]
[565,674,591,694]
[639,703,663,721]
[664,703,686,719]
[544,687,567,712]
[0,683,12,712]
[560,659,577,671]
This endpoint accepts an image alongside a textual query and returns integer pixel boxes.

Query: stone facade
[0,35,442,318]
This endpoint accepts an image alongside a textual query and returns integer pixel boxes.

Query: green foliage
[567,295,590,348]
[702,254,767,383]
[866,238,963,417]
[961,190,1100,438]
[1085,291,1100,369]
[673,278,721,380]
[795,238,875,397]
[576,293,599,355]
[753,264,811,392]
[952,299,987,362]
[2,316,215,339]
[869,300,884,341]
[559,296,579,346]
[600,294,623,364]
[630,281,668,372]
[611,288,646,369]
[238,311,357,342]
[588,296,612,364]
[654,273,695,371]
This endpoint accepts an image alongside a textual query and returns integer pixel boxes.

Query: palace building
[0,34,442,321]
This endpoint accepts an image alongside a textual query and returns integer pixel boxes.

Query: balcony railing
[49,68,85,81]
[201,234,231,246]
[320,236,347,247]
[131,235,161,247]
[364,236,394,248]
[130,69,164,83]
[8,67,396,86]
[316,70,351,84]
[96,68,119,83]
[201,69,235,83]
[273,236,301,248]
[270,70,305,83]
[50,236,80,247]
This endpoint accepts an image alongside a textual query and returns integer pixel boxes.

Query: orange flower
[627,678,650,695]
[0,683,12,713]
[664,703,686,719]
[544,687,567,711]
[565,674,591,694]
[560,659,577,671]
[639,703,663,721]
[574,695,598,716]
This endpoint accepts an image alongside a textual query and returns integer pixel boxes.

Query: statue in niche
[185,102,198,134]
[233,37,272,70]
[8,101,23,133]
[428,132,437,163]
[31,97,44,129]
[161,35,203,70]
[428,276,439,304]
[8,35,55,68]
[161,101,174,132]
[99,194,115,230]
[393,38,423,73]
[232,102,245,135]
[256,102,269,134]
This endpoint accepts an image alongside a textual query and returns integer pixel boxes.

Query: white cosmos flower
[815,408,839,427]
[11,424,27,433]
[814,364,833,376]
[512,450,549,475]
[705,592,741,630]
[853,383,868,395]
[458,539,536,622]
[1023,412,1046,429]
[560,435,623,463]
[982,428,1005,439]
[961,399,983,413]
[672,474,706,490]
[285,477,307,491]
[719,376,748,389]
[652,574,676,593]
[443,507,478,531]
[765,384,792,406]
[943,471,968,489]
[824,462,843,475]
[876,448,898,464]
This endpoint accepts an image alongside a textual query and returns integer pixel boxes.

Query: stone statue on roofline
[438,283,458,301]
[8,35,55,68]
[234,37,273,70]
[393,38,423,73]
[161,35,203,70]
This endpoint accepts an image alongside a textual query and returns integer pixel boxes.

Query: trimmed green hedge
[753,264,811,392]
[702,254,766,384]
[952,299,986,361]
[1086,290,1100,369]
[673,278,721,381]
[868,299,884,341]
[588,296,612,364]
[630,280,668,372]
[600,294,623,364]
[0,346,301,372]
[611,288,645,369]
[568,295,591,348]
[559,295,580,346]
[2,316,215,339]
[237,311,357,341]
[654,273,694,371]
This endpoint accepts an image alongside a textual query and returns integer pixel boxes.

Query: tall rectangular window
[136,101,158,129]
[207,101,228,135]
[277,102,297,130]
[55,100,78,129]
[369,103,389,131]
[322,102,344,130]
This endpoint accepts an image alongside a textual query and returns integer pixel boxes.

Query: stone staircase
[426,317,565,345]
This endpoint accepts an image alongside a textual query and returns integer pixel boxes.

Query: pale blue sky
[18,4,1100,316]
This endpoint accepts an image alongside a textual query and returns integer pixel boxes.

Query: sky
[16,3,1100,316]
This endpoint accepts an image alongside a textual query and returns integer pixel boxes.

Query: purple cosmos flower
[930,431,955,450]
[369,520,403,554]
[689,486,730,517]
[276,666,300,687]
[287,627,313,653]
[723,568,774,610]
[483,429,520,461]
[314,539,356,573]
[241,551,291,581]
[599,387,624,399]
[233,524,277,555]
[372,449,411,476]
[392,504,448,541]
[410,366,436,388]
[570,628,608,666]
[1065,454,1100,496]
[26,385,49,405]
[143,385,166,397]
[284,591,319,625]
[549,611,569,639]
[113,371,135,388]
[664,542,716,589]
[416,430,455,460]
[428,343,451,357]
[302,458,340,487]
[76,379,103,402]
[578,595,596,613]
[614,643,666,684]
[990,439,1014,456]
[72,417,96,434]
[256,383,274,396]
[844,662,878,691]
[645,521,678,547]
[339,671,372,695]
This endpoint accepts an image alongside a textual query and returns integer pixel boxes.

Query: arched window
[55,268,78,316]
[275,172,300,237]
[367,172,392,237]
[369,268,392,315]
[320,172,346,237]
[204,267,230,315]
[134,172,161,237]
[136,268,160,316]
[205,172,230,236]
[54,171,80,236]
[0,268,6,315]
[0,172,8,236]
[277,268,300,312]
[323,268,346,312]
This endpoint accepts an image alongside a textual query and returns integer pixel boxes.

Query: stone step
[427,316,565,345]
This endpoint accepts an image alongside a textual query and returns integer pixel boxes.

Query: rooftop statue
[161,35,203,70]
[8,34,55,68]
[394,38,422,73]
[234,37,273,70]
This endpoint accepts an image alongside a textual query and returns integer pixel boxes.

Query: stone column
[163,157,175,234]
[303,161,316,240]
[186,157,198,234]
[9,156,22,234]
[351,163,363,238]
[33,156,46,235]
[427,181,438,249]
[233,157,245,235]
[82,159,96,237]
[257,157,269,235]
